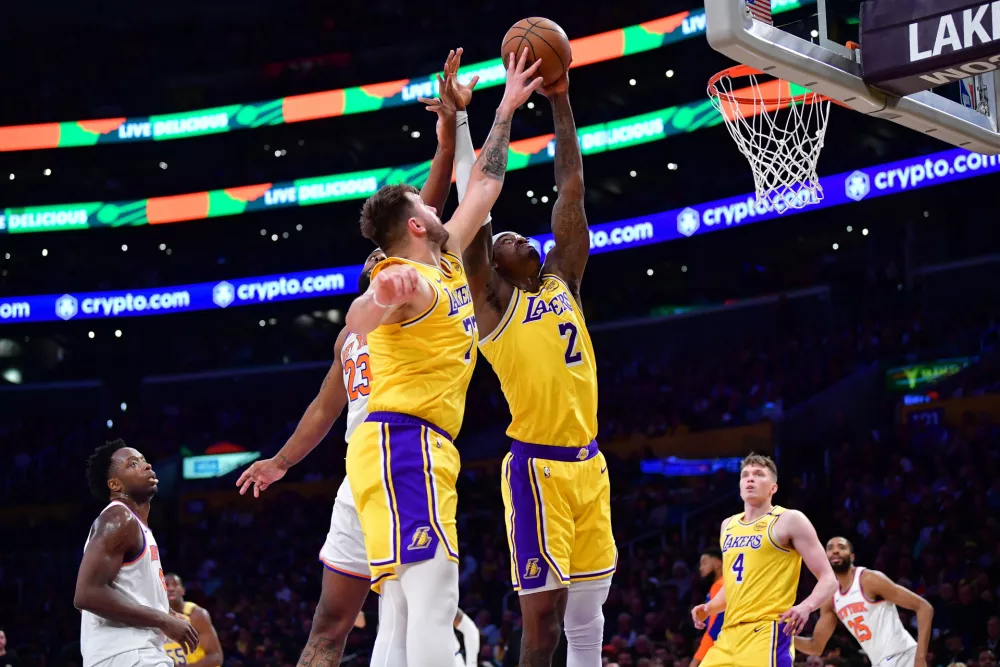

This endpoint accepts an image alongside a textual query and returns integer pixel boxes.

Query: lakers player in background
[691,454,837,667]
[795,537,933,667]
[344,47,542,667]
[458,69,614,667]
[162,574,223,666]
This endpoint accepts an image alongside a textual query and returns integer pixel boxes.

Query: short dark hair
[86,438,127,501]
[165,572,183,585]
[832,536,855,554]
[359,184,419,252]
[702,547,722,561]
[740,452,778,482]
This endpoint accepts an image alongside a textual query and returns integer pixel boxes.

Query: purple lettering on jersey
[522,293,574,324]
[445,285,472,316]
[722,534,763,551]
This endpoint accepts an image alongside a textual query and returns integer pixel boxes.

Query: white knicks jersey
[834,567,917,665]
[80,501,170,667]
[341,332,371,443]
[337,332,372,509]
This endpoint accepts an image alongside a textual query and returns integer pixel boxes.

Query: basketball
[500,18,573,86]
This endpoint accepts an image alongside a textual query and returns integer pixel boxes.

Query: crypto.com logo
[677,207,701,237]
[56,294,79,320]
[845,171,871,202]
[213,281,235,308]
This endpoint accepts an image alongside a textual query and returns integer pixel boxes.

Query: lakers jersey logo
[407,526,433,550]
[722,534,763,551]
[524,558,542,579]
[445,285,472,316]
[522,292,576,323]
[576,447,589,461]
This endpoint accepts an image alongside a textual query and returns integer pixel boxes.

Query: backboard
[705,0,1000,154]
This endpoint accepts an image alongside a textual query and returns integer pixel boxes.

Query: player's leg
[564,451,617,667]
[563,578,612,667]
[397,544,460,667]
[502,452,575,666]
[300,491,373,666]
[382,420,463,667]
[370,578,408,667]
[298,568,370,666]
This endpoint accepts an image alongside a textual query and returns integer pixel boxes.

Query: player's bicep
[784,512,832,579]
[191,607,223,653]
[76,512,135,598]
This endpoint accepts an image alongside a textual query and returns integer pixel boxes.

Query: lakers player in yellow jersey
[459,71,613,667]
[344,48,542,667]
[691,454,836,667]
[162,574,223,666]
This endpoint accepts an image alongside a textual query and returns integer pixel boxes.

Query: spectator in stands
[0,628,20,667]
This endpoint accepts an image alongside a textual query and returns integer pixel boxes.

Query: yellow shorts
[500,440,616,592]
[701,621,795,667]
[346,412,460,592]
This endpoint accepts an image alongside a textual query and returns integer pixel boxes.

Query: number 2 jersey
[834,567,916,665]
[720,506,802,627]
[478,273,597,447]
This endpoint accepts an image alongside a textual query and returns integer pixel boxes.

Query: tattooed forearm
[478,113,512,180]
[550,94,582,189]
[298,637,344,667]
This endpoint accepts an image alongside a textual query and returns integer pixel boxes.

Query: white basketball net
[708,69,831,214]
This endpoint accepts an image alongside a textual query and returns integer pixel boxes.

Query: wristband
[456,110,469,123]
[372,292,389,308]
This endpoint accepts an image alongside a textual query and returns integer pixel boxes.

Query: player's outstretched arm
[190,605,224,667]
[74,508,199,651]
[794,599,838,656]
[416,50,462,214]
[443,47,542,254]
[540,74,588,297]
[346,263,435,334]
[236,328,350,497]
[861,569,934,666]
[776,510,838,636]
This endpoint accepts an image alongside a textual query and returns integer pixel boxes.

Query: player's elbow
[73,586,93,612]
[557,175,584,201]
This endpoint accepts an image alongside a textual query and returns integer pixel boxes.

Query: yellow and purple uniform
[479,273,615,591]
[163,601,207,665]
[701,506,802,667]
[346,252,477,592]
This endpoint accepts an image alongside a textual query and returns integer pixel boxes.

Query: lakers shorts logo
[576,448,588,461]
[407,526,433,550]
[524,558,542,579]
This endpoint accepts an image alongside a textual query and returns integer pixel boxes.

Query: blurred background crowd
[2,0,1000,666]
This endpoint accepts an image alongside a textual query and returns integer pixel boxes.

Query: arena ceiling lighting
[0,0,812,152]
[1,145,998,323]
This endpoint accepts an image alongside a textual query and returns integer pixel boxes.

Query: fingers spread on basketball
[500,17,573,85]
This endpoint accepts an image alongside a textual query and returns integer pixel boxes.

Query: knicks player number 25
[344,353,373,400]
[558,323,583,366]
[847,616,872,642]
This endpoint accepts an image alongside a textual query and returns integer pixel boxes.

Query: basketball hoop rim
[707,64,848,108]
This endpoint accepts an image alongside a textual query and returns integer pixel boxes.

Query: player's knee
[563,607,603,648]
[522,592,565,653]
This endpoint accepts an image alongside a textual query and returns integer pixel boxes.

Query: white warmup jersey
[834,567,917,666]
[320,332,372,578]
[80,501,170,667]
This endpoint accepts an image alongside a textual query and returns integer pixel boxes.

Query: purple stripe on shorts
[507,455,551,590]
[385,423,442,566]
[775,621,793,667]
[511,440,598,462]
[367,411,452,441]
[421,428,459,560]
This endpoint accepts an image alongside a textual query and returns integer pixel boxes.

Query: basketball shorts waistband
[510,439,599,462]
[365,411,452,441]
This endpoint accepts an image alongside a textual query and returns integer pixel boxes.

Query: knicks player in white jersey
[796,537,934,667]
[74,439,199,667]
[236,249,406,665]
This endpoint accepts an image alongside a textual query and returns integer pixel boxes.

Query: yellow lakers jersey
[479,273,597,447]
[366,252,477,439]
[720,506,802,627]
[163,601,206,664]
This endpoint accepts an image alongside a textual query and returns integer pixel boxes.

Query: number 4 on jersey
[732,552,746,583]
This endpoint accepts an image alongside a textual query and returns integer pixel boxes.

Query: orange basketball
[500,18,573,86]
